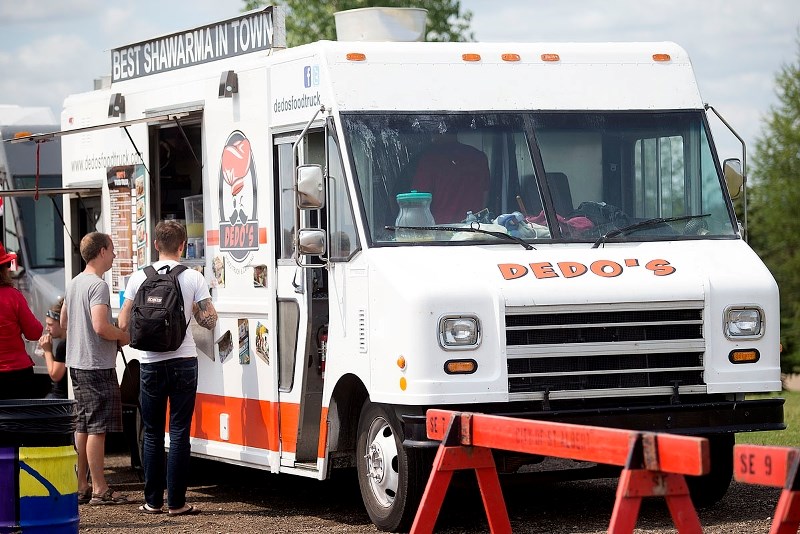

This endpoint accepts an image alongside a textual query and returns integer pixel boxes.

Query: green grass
[736,390,800,446]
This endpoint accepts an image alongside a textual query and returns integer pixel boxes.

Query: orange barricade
[733,444,800,534]
[410,410,709,534]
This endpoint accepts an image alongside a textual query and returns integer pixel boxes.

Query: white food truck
[24,7,785,531]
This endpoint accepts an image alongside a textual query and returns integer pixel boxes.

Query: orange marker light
[462,53,481,62]
[541,53,560,62]
[444,359,477,374]
[501,53,520,62]
[397,356,406,370]
[399,377,407,391]
[729,349,760,364]
[652,53,671,62]
[346,52,366,61]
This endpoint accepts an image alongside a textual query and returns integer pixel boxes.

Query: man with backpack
[119,220,217,515]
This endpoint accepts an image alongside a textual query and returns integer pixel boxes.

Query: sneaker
[89,488,129,505]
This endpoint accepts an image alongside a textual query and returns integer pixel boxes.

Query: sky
[0,0,798,162]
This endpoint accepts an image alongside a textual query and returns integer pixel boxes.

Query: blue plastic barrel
[0,399,78,534]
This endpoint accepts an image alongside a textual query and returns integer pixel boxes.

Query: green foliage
[748,35,800,373]
[738,391,800,446]
[243,0,474,47]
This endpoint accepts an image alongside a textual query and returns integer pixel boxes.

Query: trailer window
[12,175,64,268]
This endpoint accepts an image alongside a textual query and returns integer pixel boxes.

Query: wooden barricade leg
[608,435,702,534]
[411,415,511,534]
[770,489,800,534]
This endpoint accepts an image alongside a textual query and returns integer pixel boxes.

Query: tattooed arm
[193,298,218,330]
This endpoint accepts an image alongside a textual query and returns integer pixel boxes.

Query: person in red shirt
[0,241,43,399]
[411,132,490,223]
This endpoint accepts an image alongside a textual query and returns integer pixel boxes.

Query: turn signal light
[444,359,477,374]
[346,52,366,61]
[729,349,760,364]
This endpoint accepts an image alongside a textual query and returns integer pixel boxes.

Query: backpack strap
[144,265,158,279]
[167,264,189,278]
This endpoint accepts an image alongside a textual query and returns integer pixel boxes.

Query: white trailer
[24,7,784,531]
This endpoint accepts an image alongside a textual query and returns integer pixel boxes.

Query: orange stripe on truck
[191,393,299,453]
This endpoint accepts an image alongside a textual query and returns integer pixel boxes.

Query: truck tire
[686,433,734,507]
[356,401,430,532]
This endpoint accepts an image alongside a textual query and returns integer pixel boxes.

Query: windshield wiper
[591,214,711,249]
[385,224,534,250]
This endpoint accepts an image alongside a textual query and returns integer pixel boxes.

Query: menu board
[107,165,136,292]
[132,165,148,270]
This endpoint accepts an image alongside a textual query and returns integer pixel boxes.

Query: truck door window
[275,141,295,260]
[327,132,359,261]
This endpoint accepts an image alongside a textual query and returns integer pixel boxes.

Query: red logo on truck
[218,131,259,262]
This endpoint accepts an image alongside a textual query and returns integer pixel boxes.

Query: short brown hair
[80,232,111,262]
[155,220,186,254]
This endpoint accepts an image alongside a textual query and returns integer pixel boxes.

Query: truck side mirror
[297,228,326,256]
[724,158,744,200]
[296,164,325,209]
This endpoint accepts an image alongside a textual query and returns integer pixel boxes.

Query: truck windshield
[341,111,737,245]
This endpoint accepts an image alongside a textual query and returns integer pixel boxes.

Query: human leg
[74,368,127,504]
[140,361,169,509]
[86,432,108,493]
[75,431,90,494]
[165,358,198,510]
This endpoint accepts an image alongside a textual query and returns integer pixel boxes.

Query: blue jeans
[140,357,198,509]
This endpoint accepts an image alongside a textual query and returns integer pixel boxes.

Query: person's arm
[60,300,68,330]
[118,299,133,331]
[91,304,130,345]
[17,293,44,341]
[38,334,66,381]
[192,298,218,330]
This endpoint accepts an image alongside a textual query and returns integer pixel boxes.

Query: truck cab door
[273,130,328,467]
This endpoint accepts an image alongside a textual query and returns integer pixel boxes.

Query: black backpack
[129,264,189,352]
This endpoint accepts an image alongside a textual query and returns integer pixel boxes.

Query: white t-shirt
[124,260,211,364]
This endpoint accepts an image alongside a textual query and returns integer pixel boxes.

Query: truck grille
[506,302,705,399]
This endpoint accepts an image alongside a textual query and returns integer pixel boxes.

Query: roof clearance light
[396,356,406,370]
[13,132,32,139]
[541,53,560,62]
[729,349,760,364]
[652,53,671,62]
[462,53,481,62]
[501,53,521,62]
[346,52,366,61]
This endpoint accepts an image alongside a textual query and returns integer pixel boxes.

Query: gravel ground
[76,452,783,533]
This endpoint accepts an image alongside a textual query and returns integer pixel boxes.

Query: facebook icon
[303,66,312,88]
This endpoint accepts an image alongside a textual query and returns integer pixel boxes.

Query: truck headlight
[439,315,481,350]
[724,307,763,338]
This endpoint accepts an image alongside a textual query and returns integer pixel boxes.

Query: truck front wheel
[685,433,734,507]
[356,401,429,532]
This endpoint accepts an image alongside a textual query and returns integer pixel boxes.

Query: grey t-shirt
[65,272,118,370]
